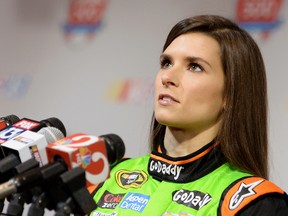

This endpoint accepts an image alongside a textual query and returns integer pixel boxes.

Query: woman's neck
[164,125,220,157]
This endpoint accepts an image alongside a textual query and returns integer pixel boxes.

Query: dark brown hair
[150,15,268,178]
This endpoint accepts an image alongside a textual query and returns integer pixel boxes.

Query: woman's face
[154,32,225,133]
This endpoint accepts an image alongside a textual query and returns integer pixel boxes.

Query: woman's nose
[161,68,179,87]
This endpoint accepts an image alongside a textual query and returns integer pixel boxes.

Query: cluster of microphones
[0,114,126,216]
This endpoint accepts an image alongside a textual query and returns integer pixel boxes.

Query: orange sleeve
[220,176,285,216]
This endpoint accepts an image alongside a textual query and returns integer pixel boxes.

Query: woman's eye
[189,63,203,72]
[160,59,172,69]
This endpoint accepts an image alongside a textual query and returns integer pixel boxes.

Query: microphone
[34,117,67,137]
[0,133,125,199]
[46,133,125,187]
[1,127,65,216]
[0,115,20,131]
[35,133,125,215]
[1,127,65,166]
[0,117,66,145]
[0,117,66,160]
[0,126,64,186]
[100,133,126,167]
[0,126,64,187]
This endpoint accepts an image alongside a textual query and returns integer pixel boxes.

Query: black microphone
[34,117,67,137]
[0,115,20,131]
[100,133,126,167]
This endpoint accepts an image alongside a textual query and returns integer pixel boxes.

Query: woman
[89,15,288,215]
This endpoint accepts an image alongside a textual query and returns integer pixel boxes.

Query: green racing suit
[89,140,288,216]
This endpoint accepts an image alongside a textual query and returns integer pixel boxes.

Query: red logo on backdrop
[236,0,284,40]
[63,0,108,42]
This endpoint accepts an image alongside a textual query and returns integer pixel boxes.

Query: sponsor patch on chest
[115,170,148,189]
[119,192,150,213]
[97,190,125,209]
[172,189,212,210]
[149,159,184,180]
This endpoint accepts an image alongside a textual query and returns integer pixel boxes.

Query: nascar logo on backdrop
[63,0,108,43]
[235,0,284,40]
[104,78,154,105]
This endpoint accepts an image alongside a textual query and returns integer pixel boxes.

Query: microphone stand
[6,193,26,216]
[26,162,67,216]
[27,192,49,216]
[0,154,21,214]
[54,197,75,216]
[54,167,97,216]
[6,158,40,216]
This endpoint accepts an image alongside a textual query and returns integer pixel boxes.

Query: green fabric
[90,155,251,216]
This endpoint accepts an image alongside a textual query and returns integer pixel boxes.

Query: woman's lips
[158,94,179,105]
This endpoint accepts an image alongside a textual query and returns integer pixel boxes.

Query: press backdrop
[0,1,287,214]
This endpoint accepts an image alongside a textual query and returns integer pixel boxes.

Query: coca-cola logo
[97,190,125,209]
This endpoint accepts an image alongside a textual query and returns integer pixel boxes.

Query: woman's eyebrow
[160,53,170,60]
[185,56,212,68]
[160,53,212,69]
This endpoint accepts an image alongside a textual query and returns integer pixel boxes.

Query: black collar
[148,140,226,183]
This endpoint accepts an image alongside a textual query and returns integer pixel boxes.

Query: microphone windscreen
[4,115,20,125]
[38,127,65,143]
[40,117,66,136]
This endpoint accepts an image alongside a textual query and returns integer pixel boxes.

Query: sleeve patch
[221,176,285,215]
